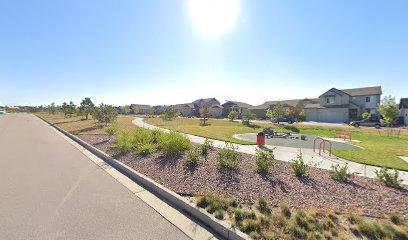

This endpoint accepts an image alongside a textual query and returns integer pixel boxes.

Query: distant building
[399,98,408,126]
[249,99,309,119]
[222,101,254,118]
[130,104,152,115]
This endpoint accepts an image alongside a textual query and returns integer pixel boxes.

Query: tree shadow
[156,155,182,170]
[296,176,319,189]
[216,168,240,191]
[260,174,289,193]
[75,125,104,134]
[55,118,87,124]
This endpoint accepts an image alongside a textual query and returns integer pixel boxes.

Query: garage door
[318,109,347,123]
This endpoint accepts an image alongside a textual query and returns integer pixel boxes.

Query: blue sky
[0,0,407,106]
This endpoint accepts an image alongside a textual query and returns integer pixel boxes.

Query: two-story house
[192,98,223,118]
[304,86,382,123]
[222,101,254,118]
[399,98,408,126]
[130,104,152,115]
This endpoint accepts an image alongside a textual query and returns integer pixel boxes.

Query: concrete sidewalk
[133,117,408,185]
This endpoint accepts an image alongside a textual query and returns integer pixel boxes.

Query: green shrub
[105,124,119,139]
[159,132,191,158]
[389,214,404,225]
[135,143,156,155]
[280,203,291,219]
[375,168,403,188]
[115,131,133,154]
[151,129,165,143]
[330,164,356,182]
[216,142,240,170]
[284,125,300,133]
[291,151,308,177]
[201,138,214,157]
[255,148,274,174]
[255,197,271,215]
[132,128,154,145]
[214,209,225,220]
[234,209,256,225]
[186,147,200,167]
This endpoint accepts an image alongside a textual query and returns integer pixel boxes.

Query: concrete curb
[37,116,249,240]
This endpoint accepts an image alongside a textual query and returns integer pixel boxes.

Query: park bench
[334,131,352,141]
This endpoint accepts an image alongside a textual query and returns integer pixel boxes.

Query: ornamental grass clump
[159,131,191,158]
[216,142,240,170]
[330,164,357,182]
[131,129,156,155]
[255,197,271,215]
[255,148,274,174]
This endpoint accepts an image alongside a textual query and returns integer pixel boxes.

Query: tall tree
[80,97,94,120]
[49,103,56,115]
[200,105,211,126]
[68,101,76,117]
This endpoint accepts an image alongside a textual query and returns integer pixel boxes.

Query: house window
[326,96,335,104]
[366,96,371,102]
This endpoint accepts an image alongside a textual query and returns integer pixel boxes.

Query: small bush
[201,138,214,157]
[195,194,234,214]
[280,203,291,219]
[135,143,156,155]
[115,131,133,154]
[186,147,200,167]
[286,221,308,239]
[375,168,403,188]
[105,124,119,139]
[330,164,356,182]
[291,151,308,177]
[159,132,191,158]
[234,209,256,225]
[132,128,154,146]
[240,219,261,234]
[255,197,271,215]
[216,142,240,170]
[255,148,274,174]
[214,209,225,220]
[357,220,386,240]
[151,129,164,143]
[284,125,300,133]
[389,214,403,225]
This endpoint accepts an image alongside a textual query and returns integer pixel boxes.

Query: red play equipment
[313,137,332,156]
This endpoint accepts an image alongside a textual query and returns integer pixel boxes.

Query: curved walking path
[133,117,408,185]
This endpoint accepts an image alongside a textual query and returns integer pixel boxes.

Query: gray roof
[250,99,302,110]
[130,104,152,109]
[340,86,382,96]
[400,98,408,109]
[222,101,253,108]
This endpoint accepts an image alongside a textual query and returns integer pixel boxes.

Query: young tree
[62,102,69,117]
[228,110,239,121]
[98,104,118,126]
[200,105,211,126]
[377,95,399,127]
[242,110,256,126]
[266,101,285,123]
[49,103,57,115]
[68,101,76,117]
[79,97,94,120]
[124,105,131,115]
[161,107,178,121]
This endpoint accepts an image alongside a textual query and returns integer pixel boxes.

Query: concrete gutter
[37,116,249,240]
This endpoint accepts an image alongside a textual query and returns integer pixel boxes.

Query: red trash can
[257,132,265,146]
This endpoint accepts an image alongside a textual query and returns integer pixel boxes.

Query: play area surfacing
[233,133,359,150]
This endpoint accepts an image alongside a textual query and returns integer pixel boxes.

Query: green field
[145,117,408,171]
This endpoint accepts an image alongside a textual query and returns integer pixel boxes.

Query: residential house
[399,98,408,126]
[153,105,166,115]
[222,101,254,118]
[130,104,152,115]
[192,98,223,118]
[250,99,308,119]
[304,86,382,123]
[171,103,196,117]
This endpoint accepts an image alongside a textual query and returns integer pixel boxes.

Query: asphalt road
[0,114,190,240]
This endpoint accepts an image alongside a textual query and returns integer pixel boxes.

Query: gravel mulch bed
[78,134,408,217]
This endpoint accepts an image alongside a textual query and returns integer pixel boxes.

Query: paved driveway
[0,114,190,240]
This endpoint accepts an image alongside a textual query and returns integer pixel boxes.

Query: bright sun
[187,0,240,38]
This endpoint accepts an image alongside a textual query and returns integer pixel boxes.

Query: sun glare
[187,0,240,38]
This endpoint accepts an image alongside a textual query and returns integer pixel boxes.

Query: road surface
[0,114,191,240]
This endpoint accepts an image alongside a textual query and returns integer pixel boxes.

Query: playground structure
[313,137,332,156]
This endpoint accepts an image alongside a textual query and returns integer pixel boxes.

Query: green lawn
[145,117,408,171]
[36,113,137,134]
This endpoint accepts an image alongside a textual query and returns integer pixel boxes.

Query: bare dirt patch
[79,134,408,217]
